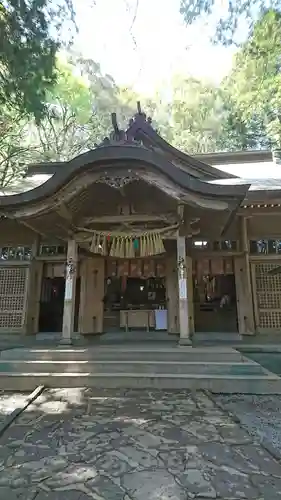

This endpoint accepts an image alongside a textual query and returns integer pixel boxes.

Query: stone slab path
[0,392,28,427]
[1,388,281,499]
[214,394,281,462]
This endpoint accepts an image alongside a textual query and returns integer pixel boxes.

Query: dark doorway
[193,274,238,333]
[103,276,167,332]
[39,277,80,333]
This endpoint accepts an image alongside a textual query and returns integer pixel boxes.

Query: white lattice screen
[254,262,281,331]
[0,267,28,330]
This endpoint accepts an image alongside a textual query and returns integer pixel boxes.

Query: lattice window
[254,263,281,330]
[192,240,238,251]
[0,296,25,310]
[250,240,281,255]
[39,245,66,256]
[0,246,31,261]
[0,267,28,330]
[258,292,281,309]
[255,263,281,292]
[259,311,281,329]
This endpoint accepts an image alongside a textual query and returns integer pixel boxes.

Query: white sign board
[65,278,73,300]
[179,278,187,299]
[155,309,168,330]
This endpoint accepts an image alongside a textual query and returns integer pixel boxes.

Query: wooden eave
[245,189,281,204]
[0,146,250,214]
[124,117,236,180]
[195,150,274,166]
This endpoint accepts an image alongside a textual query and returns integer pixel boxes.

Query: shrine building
[0,104,281,344]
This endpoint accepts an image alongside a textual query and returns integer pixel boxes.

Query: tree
[165,76,227,154]
[0,56,141,186]
[0,109,35,188]
[180,0,281,44]
[29,57,139,163]
[29,59,102,162]
[217,101,271,150]
[0,0,75,120]
[224,9,281,147]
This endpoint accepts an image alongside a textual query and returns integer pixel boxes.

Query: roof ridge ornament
[94,112,128,147]
[95,102,153,148]
[128,101,153,127]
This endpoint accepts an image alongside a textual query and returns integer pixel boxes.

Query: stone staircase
[0,346,280,393]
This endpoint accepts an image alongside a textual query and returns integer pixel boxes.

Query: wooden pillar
[24,238,43,335]
[61,239,78,344]
[186,255,195,335]
[235,217,255,335]
[177,234,192,345]
[166,253,179,334]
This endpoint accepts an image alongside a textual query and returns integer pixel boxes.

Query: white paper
[179,278,187,299]
[65,278,73,300]
[155,309,168,330]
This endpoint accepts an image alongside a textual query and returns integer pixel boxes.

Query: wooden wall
[4,210,281,337]
[25,261,43,334]
[0,220,35,245]
[248,215,281,239]
[79,257,104,334]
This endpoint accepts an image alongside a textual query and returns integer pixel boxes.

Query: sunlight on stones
[114,416,148,425]
[1,389,281,499]
[0,393,27,415]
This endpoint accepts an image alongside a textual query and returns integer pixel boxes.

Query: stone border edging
[205,389,281,462]
[0,385,44,438]
[239,346,281,353]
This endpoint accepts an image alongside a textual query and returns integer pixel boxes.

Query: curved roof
[26,106,236,181]
[124,111,236,180]
[0,144,250,211]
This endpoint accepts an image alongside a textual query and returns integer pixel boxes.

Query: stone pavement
[1,389,281,499]
[0,392,28,426]
[214,394,281,462]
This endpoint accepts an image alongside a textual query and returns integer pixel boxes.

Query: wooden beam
[238,208,281,217]
[177,204,185,220]
[19,220,47,238]
[81,213,180,225]
[20,219,67,242]
[55,223,73,239]
[56,202,73,222]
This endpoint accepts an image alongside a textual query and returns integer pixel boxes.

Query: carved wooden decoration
[96,175,136,190]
